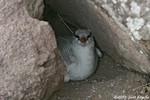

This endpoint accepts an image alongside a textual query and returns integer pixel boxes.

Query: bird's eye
[74,34,80,38]
[87,33,92,38]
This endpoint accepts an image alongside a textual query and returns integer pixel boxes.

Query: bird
[57,29,102,82]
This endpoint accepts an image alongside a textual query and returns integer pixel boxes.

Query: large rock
[0,0,66,100]
[45,0,150,73]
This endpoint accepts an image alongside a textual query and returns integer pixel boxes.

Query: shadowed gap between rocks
[42,0,150,100]
[42,0,150,80]
[43,0,150,74]
[42,0,122,71]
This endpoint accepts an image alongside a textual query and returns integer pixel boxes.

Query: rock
[0,0,66,100]
[45,0,150,73]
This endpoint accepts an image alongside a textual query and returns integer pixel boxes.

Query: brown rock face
[45,0,150,73]
[0,0,65,100]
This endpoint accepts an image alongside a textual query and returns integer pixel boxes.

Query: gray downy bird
[57,29,102,82]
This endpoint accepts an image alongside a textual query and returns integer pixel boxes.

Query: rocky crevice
[0,0,150,99]
[44,0,150,73]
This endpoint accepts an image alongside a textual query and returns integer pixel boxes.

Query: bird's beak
[80,37,87,44]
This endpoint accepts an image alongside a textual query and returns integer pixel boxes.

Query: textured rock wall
[0,0,66,100]
[93,0,150,41]
[45,0,150,73]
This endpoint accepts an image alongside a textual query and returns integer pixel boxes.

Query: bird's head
[74,29,94,46]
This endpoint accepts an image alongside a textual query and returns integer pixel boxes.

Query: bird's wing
[57,36,77,65]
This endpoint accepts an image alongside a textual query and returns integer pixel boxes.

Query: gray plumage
[57,36,77,66]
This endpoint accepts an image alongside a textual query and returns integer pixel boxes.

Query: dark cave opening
[42,0,150,100]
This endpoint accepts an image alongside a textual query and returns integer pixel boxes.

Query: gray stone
[0,0,66,100]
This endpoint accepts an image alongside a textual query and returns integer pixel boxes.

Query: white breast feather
[68,43,97,80]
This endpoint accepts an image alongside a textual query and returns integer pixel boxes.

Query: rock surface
[0,0,65,100]
[45,0,150,73]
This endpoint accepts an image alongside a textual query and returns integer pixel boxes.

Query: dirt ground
[49,55,150,100]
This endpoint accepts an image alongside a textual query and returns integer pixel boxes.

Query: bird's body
[57,29,101,82]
